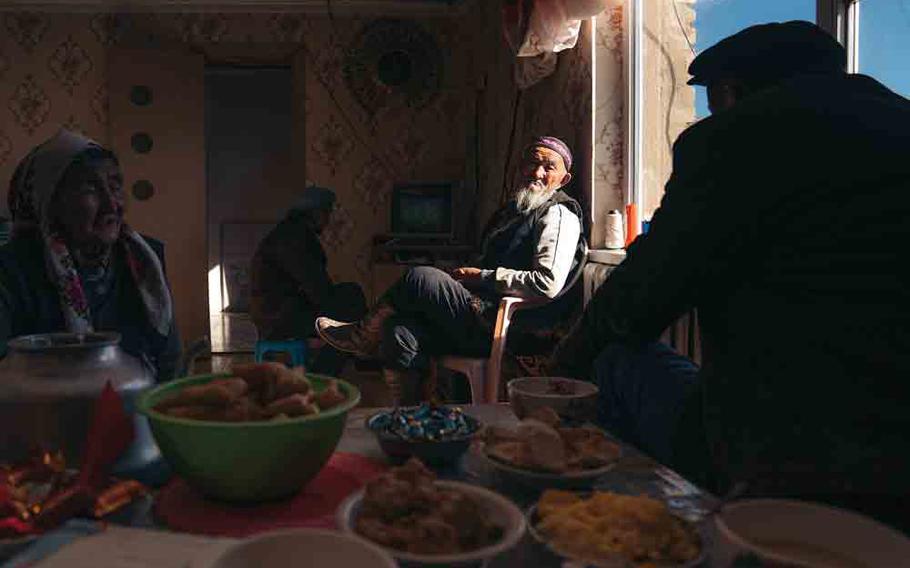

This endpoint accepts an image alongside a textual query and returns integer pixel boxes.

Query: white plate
[190,528,397,568]
[336,480,526,567]
[715,499,910,568]
[481,449,617,490]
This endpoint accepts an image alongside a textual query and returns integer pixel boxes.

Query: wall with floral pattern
[0,10,469,299]
[0,4,626,317]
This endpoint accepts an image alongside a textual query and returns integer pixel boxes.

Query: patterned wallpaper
[0,12,110,187]
[299,15,469,292]
[591,4,626,247]
[0,10,467,301]
[0,5,625,306]
[469,1,625,237]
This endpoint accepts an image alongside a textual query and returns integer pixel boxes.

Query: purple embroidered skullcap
[527,136,573,171]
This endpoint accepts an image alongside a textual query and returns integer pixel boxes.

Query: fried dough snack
[536,490,701,567]
[484,417,621,473]
[265,393,319,418]
[231,362,309,403]
[315,380,346,410]
[526,406,561,428]
[154,364,346,422]
[155,378,248,410]
[355,459,503,555]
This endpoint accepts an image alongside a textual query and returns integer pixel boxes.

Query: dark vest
[478,191,587,329]
[479,190,586,295]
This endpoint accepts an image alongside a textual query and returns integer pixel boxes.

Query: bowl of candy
[366,404,481,465]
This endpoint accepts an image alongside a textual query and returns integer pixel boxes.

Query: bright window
[856,0,910,97]
[692,0,817,118]
[636,0,818,218]
[592,0,896,244]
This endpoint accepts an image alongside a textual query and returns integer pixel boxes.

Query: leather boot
[315,302,395,359]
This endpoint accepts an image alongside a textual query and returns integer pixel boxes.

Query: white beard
[514,180,554,214]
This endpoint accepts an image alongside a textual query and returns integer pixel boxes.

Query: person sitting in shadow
[317,136,587,404]
[0,129,180,381]
[547,21,910,533]
[249,186,367,375]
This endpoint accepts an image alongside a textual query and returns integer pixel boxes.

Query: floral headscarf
[7,129,173,337]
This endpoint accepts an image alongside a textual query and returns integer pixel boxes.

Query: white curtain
[505,0,609,88]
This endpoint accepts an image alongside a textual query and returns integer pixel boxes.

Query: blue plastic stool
[254,339,308,367]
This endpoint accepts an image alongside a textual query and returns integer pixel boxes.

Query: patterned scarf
[7,130,173,337]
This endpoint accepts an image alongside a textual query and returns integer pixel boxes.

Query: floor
[201,310,482,407]
[209,312,258,354]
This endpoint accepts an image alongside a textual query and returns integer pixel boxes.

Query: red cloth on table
[154,452,386,537]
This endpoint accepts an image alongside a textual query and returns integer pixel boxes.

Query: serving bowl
[137,373,360,502]
[507,377,599,424]
[336,480,526,567]
[190,528,397,568]
[366,406,481,465]
[714,499,910,568]
[526,500,707,568]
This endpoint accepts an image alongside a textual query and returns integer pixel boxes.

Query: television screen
[391,183,453,237]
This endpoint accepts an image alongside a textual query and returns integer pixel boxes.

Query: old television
[390,182,454,240]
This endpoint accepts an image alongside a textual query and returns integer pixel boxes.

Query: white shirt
[492,203,582,299]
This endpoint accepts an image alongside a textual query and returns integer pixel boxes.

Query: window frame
[596,0,855,251]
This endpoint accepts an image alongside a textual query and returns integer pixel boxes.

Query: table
[5,404,716,567]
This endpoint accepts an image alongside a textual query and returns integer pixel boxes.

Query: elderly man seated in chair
[317,136,587,403]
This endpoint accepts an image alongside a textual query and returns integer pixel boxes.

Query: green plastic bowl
[137,373,360,503]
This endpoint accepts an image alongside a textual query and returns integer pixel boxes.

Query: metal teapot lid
[7,332,122,352]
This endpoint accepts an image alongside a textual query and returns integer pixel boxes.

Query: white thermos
[604,209,624,249]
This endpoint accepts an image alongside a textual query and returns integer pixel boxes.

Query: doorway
[205,65,295,353]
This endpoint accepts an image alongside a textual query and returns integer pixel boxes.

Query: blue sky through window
[691,0,816,118]
[689,0,910,117]
[858,0,910,98]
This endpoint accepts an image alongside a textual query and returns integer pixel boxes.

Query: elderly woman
[0,130,180,380]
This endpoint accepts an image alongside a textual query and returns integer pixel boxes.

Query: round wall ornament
[343,19,442,117]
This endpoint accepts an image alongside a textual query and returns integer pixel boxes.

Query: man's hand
[450,267,484,282]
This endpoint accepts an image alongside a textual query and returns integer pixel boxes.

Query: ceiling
[0,0,472,14]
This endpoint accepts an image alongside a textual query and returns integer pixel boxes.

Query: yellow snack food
[535,490,701,567]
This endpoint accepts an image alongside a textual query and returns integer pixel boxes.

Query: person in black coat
[549,21,910,531]
[248,186,367,375]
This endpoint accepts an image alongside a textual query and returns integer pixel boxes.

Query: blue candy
[376,404,476,441]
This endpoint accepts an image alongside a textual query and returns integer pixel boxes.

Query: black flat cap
[688,20,846,86]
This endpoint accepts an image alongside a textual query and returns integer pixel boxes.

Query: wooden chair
[437,296,544,403]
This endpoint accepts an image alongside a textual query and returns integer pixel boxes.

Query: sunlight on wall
[208,265,224,315]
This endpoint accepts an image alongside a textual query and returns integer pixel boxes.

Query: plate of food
[527,489,706,568]
[336,459,526,566]
[480,407,622,489]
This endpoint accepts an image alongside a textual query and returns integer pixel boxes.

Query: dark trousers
[592,344,910,535]
[592,342,711,486]
[380,267,491,371]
